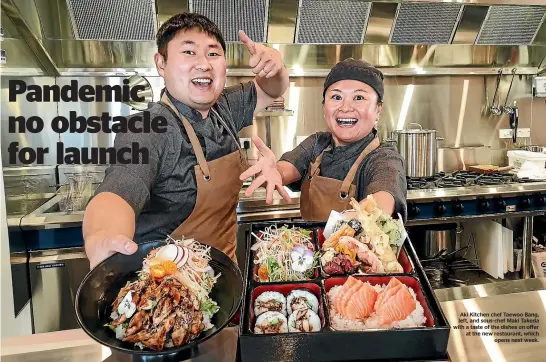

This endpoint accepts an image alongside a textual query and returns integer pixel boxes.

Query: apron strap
[308,146,330,178]
[339,137,380,198]
[160,93,211,180]
[210,108,247,165]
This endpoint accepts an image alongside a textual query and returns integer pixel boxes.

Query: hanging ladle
[489,69,503,115]
[502,68,517,114]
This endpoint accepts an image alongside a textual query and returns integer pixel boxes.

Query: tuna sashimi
[376,283,416,325]
[344,282,378,319]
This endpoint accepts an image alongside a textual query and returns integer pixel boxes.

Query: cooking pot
[388,123,444,178]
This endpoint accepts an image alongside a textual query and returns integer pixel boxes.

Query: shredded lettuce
[200,297,219,316]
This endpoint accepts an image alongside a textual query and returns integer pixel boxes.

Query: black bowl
[75,240,243,357]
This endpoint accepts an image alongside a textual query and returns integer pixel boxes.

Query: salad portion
[104,237,220,351]
[251,225,319,282]
[320,196,406,276]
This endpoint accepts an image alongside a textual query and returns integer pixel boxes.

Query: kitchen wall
[0,158,33,339]
[1,74,544,171]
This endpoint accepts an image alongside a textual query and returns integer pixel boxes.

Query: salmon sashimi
[339,283,363,316]
[344,282,378,319]
[334,276,359,313]
[376,284,416,325]
[375,278,404,309]
[336,279,362,315]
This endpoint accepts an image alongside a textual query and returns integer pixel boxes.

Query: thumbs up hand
[239,30,284,79]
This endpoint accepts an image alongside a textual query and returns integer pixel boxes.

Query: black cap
[323,58,384,102]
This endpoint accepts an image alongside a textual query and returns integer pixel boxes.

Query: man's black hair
[156,12,226,60]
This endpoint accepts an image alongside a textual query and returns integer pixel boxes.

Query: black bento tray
[238,221,451,362]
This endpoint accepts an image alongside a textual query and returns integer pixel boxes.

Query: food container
[315,228,415,277]
[250,225,321,284]
[508,150,546,170]
[521,145,546,154]
[247,282,326,334]
[239,221,451,362]
[322,275,437,330]
[389,123,444,178]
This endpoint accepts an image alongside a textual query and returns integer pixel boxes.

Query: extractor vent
[190,0,268,42]
[66,0,157,40]
[476,6,546,45]
[390,3,463,44]
[295,0,372,44]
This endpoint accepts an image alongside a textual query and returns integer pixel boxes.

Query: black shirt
[279,129,408,221]
[95,81,258,242]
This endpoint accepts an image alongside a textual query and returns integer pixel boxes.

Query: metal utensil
[489,69,503,115]
[502,68,517,115]
[510,101,519,143]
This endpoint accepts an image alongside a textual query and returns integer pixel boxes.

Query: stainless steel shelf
[255,110,294,117]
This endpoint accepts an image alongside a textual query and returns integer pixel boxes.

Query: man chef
[83,12,290,268]
[241,58,407,221]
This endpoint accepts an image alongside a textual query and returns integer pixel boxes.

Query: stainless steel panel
[389,3,463,45]
[1,76,61,166]
[0,8,22,39]
[43,41,546,75]
[476,5,546,45]
[364,2,398,44]
[440,289,546,362]
[66,0,157,41]
[265,0,298,44]
[34,0,76,40]
[438,147,509,172]
[434,277,546,303]
[7,0,47,40]
[3,165,56,196]
[295,0,372,44]
[55,77,141,151]
[190,0,269,43]
[10,251,30,317]
[156,0,190,27]
[452,5,490,44]
[0,0,59,75]
[28,247,90,334]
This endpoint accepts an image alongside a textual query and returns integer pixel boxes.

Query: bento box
[238,221,451,362]
[315,227,416,277]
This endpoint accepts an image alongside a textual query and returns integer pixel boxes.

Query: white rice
[327,282,427,331]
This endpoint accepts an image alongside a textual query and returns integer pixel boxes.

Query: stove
[406,171,546,224]
[407,170,539,190]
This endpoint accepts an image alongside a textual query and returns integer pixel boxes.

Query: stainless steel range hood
[1,0,546,76]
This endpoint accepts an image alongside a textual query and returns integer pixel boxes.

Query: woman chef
[241,58,407,221]
[83,13,290,268]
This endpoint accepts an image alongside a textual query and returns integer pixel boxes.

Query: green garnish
[200,297,220,315]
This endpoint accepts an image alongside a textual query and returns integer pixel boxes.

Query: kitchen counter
[2,278,545,362]
[9,181,546,229]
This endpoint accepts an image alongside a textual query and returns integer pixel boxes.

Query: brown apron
[300,137,380,221]
[159,93,247,260]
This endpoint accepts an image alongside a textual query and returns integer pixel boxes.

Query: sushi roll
[254,291,287,317]
[288,308,321,333]
[254,311,288,334]
[286,289,319,315]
